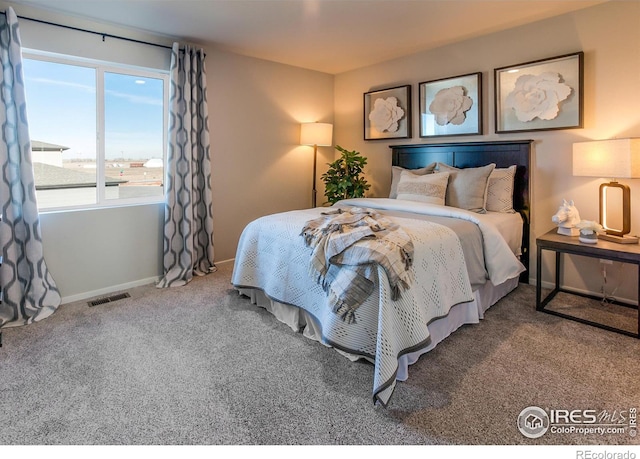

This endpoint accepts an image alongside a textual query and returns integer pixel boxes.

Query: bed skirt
[236,276,519,382]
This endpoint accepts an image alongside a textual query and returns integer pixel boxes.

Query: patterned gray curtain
[0,8,61,328]
[157,43,215,288]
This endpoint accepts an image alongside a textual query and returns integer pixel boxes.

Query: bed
[231,140,532,406]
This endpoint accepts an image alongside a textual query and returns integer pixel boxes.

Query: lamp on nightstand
[300,122,333,208]
[573,138,640,244]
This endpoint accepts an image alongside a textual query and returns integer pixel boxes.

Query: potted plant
[321,145,371,205]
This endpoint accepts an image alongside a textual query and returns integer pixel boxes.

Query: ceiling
[8,0,607,74]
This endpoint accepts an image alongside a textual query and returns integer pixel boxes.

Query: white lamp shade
[300,122,333,146]
[573,138,640,178]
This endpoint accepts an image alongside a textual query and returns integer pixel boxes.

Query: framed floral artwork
[494,52,583,133]
[363,85,411,140]
[418,72,482,138]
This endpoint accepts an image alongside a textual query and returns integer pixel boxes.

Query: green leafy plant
[321,145,371,205]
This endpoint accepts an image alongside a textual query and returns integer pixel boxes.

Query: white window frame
[23,50,169,212]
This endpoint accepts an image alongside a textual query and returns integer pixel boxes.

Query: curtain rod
[2,11,173,51]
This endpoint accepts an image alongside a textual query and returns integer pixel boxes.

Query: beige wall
[1,1,333,300]
[3,0,638,303]
[334,1,640,301]
[207,49,334,262]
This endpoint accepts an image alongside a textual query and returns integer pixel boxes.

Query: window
[23,52,169,210]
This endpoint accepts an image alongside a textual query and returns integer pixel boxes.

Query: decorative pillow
[436,163,496,213]
[389,163,436,199]
[487,165,517,213]
[396,170,449,205]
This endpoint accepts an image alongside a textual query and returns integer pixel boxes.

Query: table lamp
[573,138,640,243]
[300,122,333,207]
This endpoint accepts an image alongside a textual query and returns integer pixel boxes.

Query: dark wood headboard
[390,140,532,283]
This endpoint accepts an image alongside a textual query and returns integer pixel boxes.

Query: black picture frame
[494,52,583,133]
[418,72,482,138]
[363,85,411,140]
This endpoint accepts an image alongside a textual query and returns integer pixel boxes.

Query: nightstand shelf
[536,229,640,338]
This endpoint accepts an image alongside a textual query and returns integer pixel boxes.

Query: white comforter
[340,198,525,286]
[231,199,525,405]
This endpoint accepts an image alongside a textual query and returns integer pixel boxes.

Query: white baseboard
[215,258,234,267]
[61,259,235,305]
[531,278,636,305]
[61,276,160,305]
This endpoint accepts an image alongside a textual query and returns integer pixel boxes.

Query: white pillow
[487,165,517,213]
[436,163,496,213]
[389,163,436,199]
[396,170,450,205]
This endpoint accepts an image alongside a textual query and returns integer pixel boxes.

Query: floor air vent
[88,292,131,307]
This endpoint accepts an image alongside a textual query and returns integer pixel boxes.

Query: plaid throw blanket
[300,207,414,323]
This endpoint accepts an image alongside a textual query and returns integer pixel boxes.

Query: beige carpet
[0,262,638,446]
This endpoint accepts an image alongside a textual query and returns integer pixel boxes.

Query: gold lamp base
[598,233,639,244]
[599,181,637,244]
